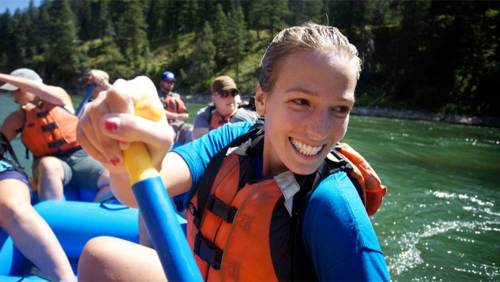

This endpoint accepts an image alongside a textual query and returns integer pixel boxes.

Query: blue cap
[161,71,175,81]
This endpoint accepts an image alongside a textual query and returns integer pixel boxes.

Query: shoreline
[351,107,500,128]
[183,94,500,128]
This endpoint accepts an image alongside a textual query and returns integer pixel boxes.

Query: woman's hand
[77,76,175,205]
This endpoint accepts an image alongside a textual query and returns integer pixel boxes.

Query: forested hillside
[0,0,498,116]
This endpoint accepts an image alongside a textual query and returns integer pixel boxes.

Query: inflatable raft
[0,200,186,281]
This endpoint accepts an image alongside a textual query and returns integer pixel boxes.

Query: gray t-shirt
[193,106,259,130]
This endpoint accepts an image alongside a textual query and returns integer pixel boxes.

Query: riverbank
[182,94,500,128]
[352,107,500,128]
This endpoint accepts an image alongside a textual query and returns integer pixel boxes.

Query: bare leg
[0,178,75,282]
[78,236,166,282]
[92,170,114,202]
[36,156,65,201]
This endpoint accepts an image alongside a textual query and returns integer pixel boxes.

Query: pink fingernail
[109,158,120,166]
[104,117,120,131]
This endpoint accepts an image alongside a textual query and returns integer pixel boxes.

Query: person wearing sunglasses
[192,75,258,139]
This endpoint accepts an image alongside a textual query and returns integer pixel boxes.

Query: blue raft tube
[0,98,197,281]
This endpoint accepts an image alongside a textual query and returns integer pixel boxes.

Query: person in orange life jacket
[0,134,76,282]
[0,68,110,202]
[192,75,259,139]
[158,71,192,144]
[158,71,189,124]
[75,23,390,281]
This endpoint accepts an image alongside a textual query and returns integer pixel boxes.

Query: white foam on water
[387,190,499,278]
[431,191,494,207]
[387,219,498,276]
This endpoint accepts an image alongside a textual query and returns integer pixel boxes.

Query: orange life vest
[21,104,80,157]
[209,108,233,130]
[186,122,387,281]
[164,95,187,123]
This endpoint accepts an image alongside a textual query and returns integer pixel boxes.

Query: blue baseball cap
[161,71,176,82]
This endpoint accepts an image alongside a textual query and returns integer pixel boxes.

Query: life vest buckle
[194,233,223,270]
[206,195,237,223]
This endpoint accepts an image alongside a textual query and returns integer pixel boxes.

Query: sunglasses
[217,90,238,98]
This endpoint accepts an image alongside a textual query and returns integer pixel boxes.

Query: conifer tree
[45,0,79,83]
[267,0,288,34]
[211,4,229,67]
[226,5,248,82]
[111,0,149,75]
[188,21,216,92]
[247,0,269,39]
[0,11,15,68]
[89,0,112,39]
[146,0,167,40]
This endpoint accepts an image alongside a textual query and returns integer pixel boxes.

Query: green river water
[1,94,499,281]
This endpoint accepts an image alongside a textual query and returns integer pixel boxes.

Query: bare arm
[0,73,73,112]
[0,110,24,140]
[165,111,189,122]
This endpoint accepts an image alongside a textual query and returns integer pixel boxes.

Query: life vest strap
[48,138,67,148]
[41,122,58,132]
[206,194,237,223]
[194,233,223,270]
[36,111,49,118]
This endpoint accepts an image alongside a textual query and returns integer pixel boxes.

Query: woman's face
[11,89,35,106]
[257,50,357,176]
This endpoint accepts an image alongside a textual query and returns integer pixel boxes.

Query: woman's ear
[254,83,267,116]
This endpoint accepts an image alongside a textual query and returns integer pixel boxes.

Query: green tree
[267,0,288,34]
[226,5,248,82]
[211,4,229,67]
[247,0,268,39]
[0,11,15,68]
[111,0,149,75]
[44,0,79,83]
[188,21,216,92]
[146,0,166,41]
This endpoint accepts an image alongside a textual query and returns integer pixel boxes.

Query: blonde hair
[258,23,362,92]
[86,69,109,83]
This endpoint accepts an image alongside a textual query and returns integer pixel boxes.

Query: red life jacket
[21,104,80,157]
[186,122,387,281]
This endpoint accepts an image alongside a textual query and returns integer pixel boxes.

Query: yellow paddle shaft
[123,98,165,184]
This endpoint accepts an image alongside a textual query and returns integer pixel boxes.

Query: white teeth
[290,138,323,156]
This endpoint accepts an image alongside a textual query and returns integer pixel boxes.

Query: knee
[78,237,114,281]
[37,157,63,177]
[0,194,30,227]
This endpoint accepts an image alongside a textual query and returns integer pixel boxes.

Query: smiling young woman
[76,23,390,281]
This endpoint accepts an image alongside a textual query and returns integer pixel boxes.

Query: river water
[1,94,499,281]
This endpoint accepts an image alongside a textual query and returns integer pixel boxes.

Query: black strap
[190,119,264,228]
[0,133,24,169]
[48,138,67,148]
[194,233,223,270]
[36,111,49,118]
[41,122,58,132]
[206,195,237,223]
